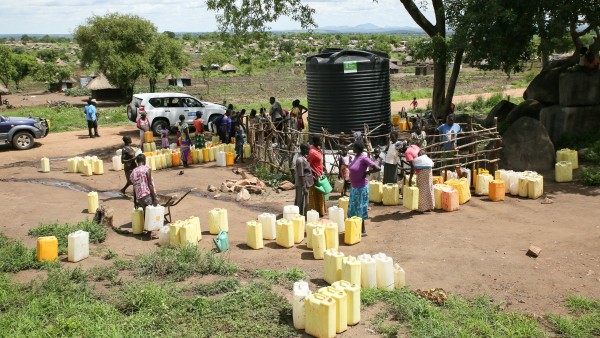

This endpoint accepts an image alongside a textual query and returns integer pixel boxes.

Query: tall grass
[0,233,42,273]
[391,88,433,102]
[546,295,600,338]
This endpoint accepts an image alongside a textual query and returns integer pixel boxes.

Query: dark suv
[0,114,50,150]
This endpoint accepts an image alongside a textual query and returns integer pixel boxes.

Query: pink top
[348,153,376,189]
[307,145,323,178]
[405,145,421,162]
[130,165,155,199]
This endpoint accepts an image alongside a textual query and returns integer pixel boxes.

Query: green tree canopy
[74,13,188,99]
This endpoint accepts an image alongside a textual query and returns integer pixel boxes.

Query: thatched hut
[221,64,237,74]
[389,62,400,74]
[86,73,123,100]
[49,77,76,92]
[167,71,192,87]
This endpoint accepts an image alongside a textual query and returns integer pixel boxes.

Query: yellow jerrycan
[312,227,326,260]
[209,208,228,235]
[87,191,99,214]
[324,248,344,284]
[292,215,305,244]
[382,183,400,206]
[555,161,573,183]
[344,216,362,245]
[304,293,336,338]
[132,207,144,234]
[324,222,339,250]
[37,236,58,262]
[342,255,362,287]
[246,220,264,249]
[331,280,361,325]
[338,196,349,219]
[318,286,348,334]
[275,219,294,248]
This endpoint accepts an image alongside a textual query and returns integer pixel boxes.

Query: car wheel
[151,119,170,136]
[12,131,34,150]
[127,105,137,122]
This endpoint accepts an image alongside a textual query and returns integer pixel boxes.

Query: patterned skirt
[348,184,370,220]
[417,168,434,211]
[308,185,326,217]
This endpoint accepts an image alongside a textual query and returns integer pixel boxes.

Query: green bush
[578,167,600,186]
[0,233,42,272]
[64,88,91,97]
[471,96,486,111]
[485,92,504,108]
[28,219,107,255]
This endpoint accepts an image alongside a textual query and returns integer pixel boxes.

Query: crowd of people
[114,93,463,232]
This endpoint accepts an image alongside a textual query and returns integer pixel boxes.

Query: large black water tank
[306,50,391,144]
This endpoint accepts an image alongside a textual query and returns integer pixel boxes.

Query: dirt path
[1,124,599,318]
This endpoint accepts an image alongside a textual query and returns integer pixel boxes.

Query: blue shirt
[221,116,232,133]
[437,123,461,150]
[84,104,97,121]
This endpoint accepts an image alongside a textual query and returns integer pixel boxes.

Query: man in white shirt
[269,96,284,131]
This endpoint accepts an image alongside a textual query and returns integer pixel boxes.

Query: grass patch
[192,277,241,296]
[0,268,293,337]
[546,295,600,338]
[126,245,238,281]
[0,233,42,273]
[251,268,307,288]
[361,288,544,337]
[89,266,120,285]
[390,88,433,102]
[103,249,118,260]
[8,106,131,133]
[250,163,292,188]
[28,219,106,255]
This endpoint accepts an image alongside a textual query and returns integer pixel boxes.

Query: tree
[10,53,36,89]
[74,13,157,99]
[74,13,188,100]
[147,33,189,93]
[164,31,176,39]
[33,63,72,86]
[0,45,15,88]
[199,49,227,94]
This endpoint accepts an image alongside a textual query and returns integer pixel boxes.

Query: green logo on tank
[343,61,358,73]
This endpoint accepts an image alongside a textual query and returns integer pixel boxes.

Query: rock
[505,99,544,124]
[207,185,217,192]
[559,70,600,107]
[236,188,251,202]
[241,171,249,179]
[500,117,555,171]
[485,100,517,126]
[246,185,263,194]
[540,105,600,143]
[524,59,576,105]
[527,245,542,258]
[278,180,295,191]
[232,168,242,175]
[93,205,114,228]
[220,182,229,193]
[226,181,235,188]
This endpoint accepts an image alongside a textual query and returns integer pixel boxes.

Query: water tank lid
[307,49,389,65]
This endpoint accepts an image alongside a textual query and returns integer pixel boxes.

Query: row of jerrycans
[324,250,406,291]
[66,156,104,176]
[368,181,421,211]
[495,169,544,199]
[293,280,361,337]
[36,230,90,263]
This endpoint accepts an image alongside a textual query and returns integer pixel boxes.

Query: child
[338,146,352,197]
[370,147,384,181]
[234,124,246,163]
[160,128,169,149]
[410,97,418,110]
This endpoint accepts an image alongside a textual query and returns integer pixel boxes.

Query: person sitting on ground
[120,136,137,194]
[130,154,158,212]
[583,49,600,71]
[234,124,246,163]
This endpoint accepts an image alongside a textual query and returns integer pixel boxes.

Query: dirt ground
[1,100,599,320]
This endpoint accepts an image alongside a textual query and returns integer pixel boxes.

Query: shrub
[64,88,91,97]
[578,167,600,186]
[28,219,107,255]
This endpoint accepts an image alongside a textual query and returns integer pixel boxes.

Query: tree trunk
[444,49,464,116]
[431,62,447,121]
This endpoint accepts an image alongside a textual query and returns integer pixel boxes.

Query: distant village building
[389,63,401,74]
[220,64,237,74]
[86,73,123,101]
[49,77,76,92]
[166,71,192,87]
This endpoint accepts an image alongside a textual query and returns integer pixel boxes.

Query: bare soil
[1,120,599,319]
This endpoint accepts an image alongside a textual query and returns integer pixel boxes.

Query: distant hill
[315,24,424,34]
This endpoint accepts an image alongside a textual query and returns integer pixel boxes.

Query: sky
[0,0,435,35]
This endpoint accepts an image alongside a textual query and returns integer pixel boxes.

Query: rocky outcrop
[500,117,555,171]
[485,100,517,126]
[505,99,544,124]
[540,105,600,143]
[558,70,600,107]
[524,58,577,105]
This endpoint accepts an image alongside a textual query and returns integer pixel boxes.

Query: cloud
[0,0,433,34]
